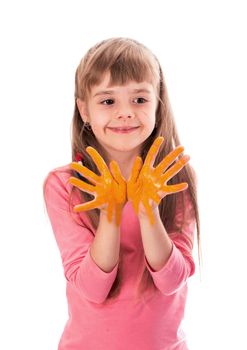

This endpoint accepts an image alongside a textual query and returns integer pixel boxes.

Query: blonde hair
[68,37,201,302]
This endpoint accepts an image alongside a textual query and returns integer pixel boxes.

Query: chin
[113,144,137,152]
[106,140,141,154]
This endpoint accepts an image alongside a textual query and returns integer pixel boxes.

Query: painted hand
[127,136,190,225]
[69,147,127,226]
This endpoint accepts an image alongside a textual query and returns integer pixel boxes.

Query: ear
[76,98,89,123]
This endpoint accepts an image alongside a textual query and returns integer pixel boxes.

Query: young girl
[43,37,200,350]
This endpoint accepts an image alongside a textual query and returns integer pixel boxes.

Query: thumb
[128,156,143,182]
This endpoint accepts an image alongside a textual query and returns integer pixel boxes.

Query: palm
[127,137,190,224]
[69,147,127,225]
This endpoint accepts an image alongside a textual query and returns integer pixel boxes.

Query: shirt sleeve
[43,170,119,304]
[144,189,196,296]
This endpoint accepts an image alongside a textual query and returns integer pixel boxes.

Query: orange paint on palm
[69,147,126,226]
[127,137,190,225]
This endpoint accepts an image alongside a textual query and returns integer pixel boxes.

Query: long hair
[68,37,201,302]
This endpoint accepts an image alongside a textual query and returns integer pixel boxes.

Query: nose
[116,103,135,120]
[117,114,133,120]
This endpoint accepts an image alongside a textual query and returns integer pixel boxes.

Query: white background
[0,1,246,349]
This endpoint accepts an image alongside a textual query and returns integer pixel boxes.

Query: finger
[73,198,101,212]
[69,176,96,194]
[161,155,190,182]
[127,176,142,201]
[132,196,140,216]
[112,180,127,204]
[143,136,164,168]
[86,147,110,177]
[128,156,143,183]
[110,160,126,184]
[154,146,184,176]
[161,182,188,194]
[73,194,108,212]
[115,206,122,226]
[107,199,114,222]
[149,190,162,204]
[70,162,100,184]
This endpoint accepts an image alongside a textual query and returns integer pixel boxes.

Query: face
[77,71,158,158]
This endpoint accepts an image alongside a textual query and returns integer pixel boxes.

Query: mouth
[107,126,140,134]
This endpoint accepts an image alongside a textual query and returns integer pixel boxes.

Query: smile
[107,127,140,134]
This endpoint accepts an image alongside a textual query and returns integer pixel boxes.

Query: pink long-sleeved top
[44,164,196,350]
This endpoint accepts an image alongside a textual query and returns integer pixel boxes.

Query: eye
[101,99,114,105]
[134,97,147,104]
[100,97,147,105]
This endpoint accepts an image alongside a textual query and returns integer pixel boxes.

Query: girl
[43,37,200,350]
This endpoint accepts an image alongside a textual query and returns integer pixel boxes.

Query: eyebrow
[93,88,152,98]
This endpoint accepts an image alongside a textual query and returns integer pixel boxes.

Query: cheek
[90,121,107,135]
[140,109,156,125]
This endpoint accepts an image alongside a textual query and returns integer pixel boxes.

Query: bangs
[84,43,159,95]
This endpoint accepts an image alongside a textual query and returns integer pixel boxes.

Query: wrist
[100,208,121,227]
[138,206,160,222]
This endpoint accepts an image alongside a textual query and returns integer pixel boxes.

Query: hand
[127,136,190,225]
[69,147,127,226]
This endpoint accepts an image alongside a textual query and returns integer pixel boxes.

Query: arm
[68,148,126,273]
[127,137,195,295]
[90,209,120,273]
[44,171,120,304]
[139,190,196,296]
[138,207,173,272]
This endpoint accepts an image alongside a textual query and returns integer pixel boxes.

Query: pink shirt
[44,164,196,350]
